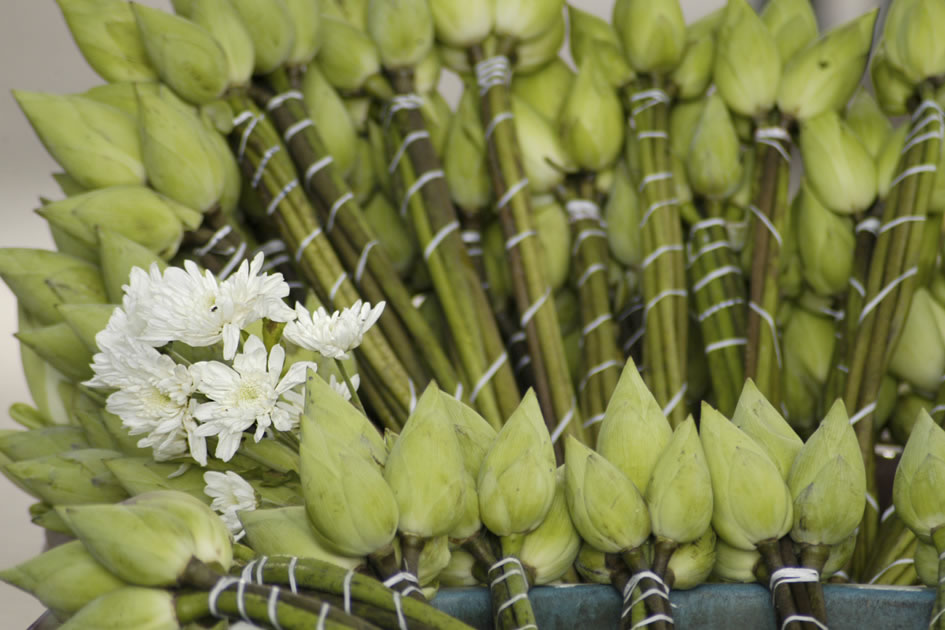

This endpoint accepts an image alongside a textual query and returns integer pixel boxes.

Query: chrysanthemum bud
[316,17,381,92]
[604,161,642,267]
[518,466,581,584]
[559,55,625,172]
[301,66,358,177]
[670,11,720,100]
[713,0,781,117]
[701,402,793,550]
[568,6,632,88]
[613,0,686,75]
[731,379,802,479]
[367,0,434,69]
[284,0,322,66]
[871,46,916,117]
[800,111,877,215]
[229,0,295,73]
[240,506,363,569]
[494,0,563,42]
[429,0,492,47]
[187,0,255,87]
[759,0,817,64]
[889,288,945,392]
[687,93,742,199]
[883,0,945,84]
[667,529,716,590]
[58,587,179,630]
[846,89,893,160]
[893,410,945,546]
[712,539,761,582]
[443,88,491,210]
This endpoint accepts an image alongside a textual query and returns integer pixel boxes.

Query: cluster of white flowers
[85,253,384,466]
[204,470,257,540]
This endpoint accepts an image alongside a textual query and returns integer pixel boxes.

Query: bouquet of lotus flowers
[7,0,945,627]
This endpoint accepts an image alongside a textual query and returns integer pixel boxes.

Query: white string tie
[498,178,530,209]
[304,156,334,188]
[343,569,356,614]
[642,244,684,270]
[329,272,348,303]
[693,265,740,292]
[579,359,623,392]
[424,220,460,261]
[355,240,379,284]
[288,556,298,594]
[327,192,353,233]
[267,179,298,215]
[748,204,783,248]
[889,164,937,190]
[195,225,233,256]
[219,241,248,281]
[385,93,424,127]
[237,113,264,162]
[639,198,678,228]
[252,145,282,188]
[506,229,537,251]
[268,586,284,630]
[859,266,918,323]
[748,301,782,367]
[208,576,239,618]
[520,288,551,328]
[868,558,914,584]
[705,337,748,353]
[389,130,430,174]
[475,56,511,95]
[471,352,508,403]
[399,169,444,217]
[316,602,329,630]
[698,297,744,322]
[572,228,608,256]
[639,171,674,191]
[284,118,314,143]
[577,263,607,288]
[550,398,577,443]
[266,90,303,111]
[880,214,925,234]
[662,383,688,417]
[485,111,515,141]
[566,199,601,222]
[295,227,322,262]
[849,401,877,426]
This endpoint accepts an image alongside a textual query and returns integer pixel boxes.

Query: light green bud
[667,529,716,590]
[564,436,651,553]
[14,91,145,190]
[98,231,166,303]
[0,540,125,618]
[440,390,497,477]
[414,535,451,586]
[518,466,581,584]
[532,198,571,291]
[137,86,225,212]
[16,323,93,383]
[514,13,565,74]
[777,10,877,122]
[511,59,574,123]
[105,458,208,502]
[877,124,909,200]
[4,449,126,505]
[83,82,157,120]
[884,0,945,84]
[0,426,88,462]
[687,93,742,199]
[645,417,713,544]
[56,0,158,82]
[284,0,322,66]
[915,539,937,587]
[846,88,893,159]
[385,384,466,538]
[316,17,381,91]
[478,389,556,536]
[348,139,376,204]
[188,0,255,87]
[871,46,916,117]
[59,587,179,630]
[204,117,242,215]
[367,0,434,69]
[511,96,574,193]
[362,193,417,274]
[240,506,363,570]
[889,288,945,392]
[230,0,295,73]
[787,400,866,545]
[52,172,88,197]
[800,111,877,215]
[421,91,453,158]
[415,49,441,94]
[449,472,481,540]
[494,0,563,42]
[713,0,781,117]
[669,98,706,163]
[670,13,719,100]
[301,66,358,177]
[429,0,492,47]
[890,392,932,446]
[440,549,479,587]
[712,538,760,582]
[701,402,793,550]
[131,5,227,105]
[759,0,817,64]
[559,55,625,171]
[574,543,611,584]
[568,6,633,88]
[614,0,686,75]
[796,181,855,295]
[822,532,856,578]
[443,88,491,210]
[322,0,369,30]
[731,379,803,480]
[893,410,945,545]
[596,358,673,492]
[781,306,835,425]
[604,161,642,267]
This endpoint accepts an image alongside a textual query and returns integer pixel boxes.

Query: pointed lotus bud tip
[800,111,877,215]
[713,0,781,117]
[893,409,945,544]
[687,93,742,199]
[367,0,434,69]
[760,0,818,63]
[614,0,686,75]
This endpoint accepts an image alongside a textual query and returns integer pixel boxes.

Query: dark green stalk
[779,537,816,629]
[621,546,673,630]
[757,540,803,630]
[175,590,353,629]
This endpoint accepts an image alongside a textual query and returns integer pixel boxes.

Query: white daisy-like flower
[191,335,315,462]
[204,471,257,540]
[283,300,386,360]
[219,253,296,324]
[86,307,161,390]
[328,373,359,401]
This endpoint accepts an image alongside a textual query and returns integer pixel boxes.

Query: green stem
[799,544,830,627]
[933,529,945,630]
[486,554,538,630]
[651,538,678,583]
[335,358,366,415]
[779,537,815,629]
[757,540,802,630]
[621,546,673,630]
[400,534,427,601]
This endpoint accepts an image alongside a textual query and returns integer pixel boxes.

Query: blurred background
[0,0,886,626]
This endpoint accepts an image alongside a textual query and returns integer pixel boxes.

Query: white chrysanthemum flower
[220,253,296,324]
[86,307,160,389]
[204,471,257,540]
[283,300,386,360]
[192,335,315,462]
[328,373,360,401]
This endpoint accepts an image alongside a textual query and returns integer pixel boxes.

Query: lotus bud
[284,0,322,66]
[646,417,713,544]
[4,448,126,505]
[568,6,633,88]
[788,401,866,545]
[229,0,294,73]
[667,529,716,590]
[604,161,642,267]
[16,323,93,383]
[317,17,381,91]
[82,82,154,120]
[818,532,855,579]
[889,288,945,392]
[414,50,441,95]
[440,391,497,477]
[514,14,566,75]
[411,535,451,586]
[712,539,761,582]
[759,0,817,64]
[893,410,945,546]
[440,549,479,587]
[781,307,835,424]
[299,69,358,180]
[510,97,574,194]
[449,473,482,540]
[98,231,167,303]
[596,358,673,491]
[58,587,178,630]
[443,88,491,210]
[731,379,802,479]
[883,0,945,84]
[846,88,893,159]
[890,393,934,446]
[713,0,781,117]
[14,92,144,190]
[185,0,255,88]
[0,426,89,462]
[240,506,363,569]
[915,540,937,587]
[565,437,651,553]
[56,304,114,357]
[871,47,916,117]
[572,544,609,584]
[478,390,556,536]
[493,0,563,42]
[420,92,452,157]
[559,55,625,172]
[367,0,434,69]
[56,0,158,82]
[384,385,466,538]
[670,12,720,100]
[795,183,856,296]
[105,458,207,501]
[511,62,573,125]
[518,466,581,584]
[687,93,742,199]
[429,0,492,47]
[362,193,417,274]
[532,199,570,291]
[777,10,877,122]
[701,402,794,550]
[137,86,225,212]
[0,540,125,618]
[322,0,369,29]
[877,124,909,200]
[800,111,877,215]
[131,5,227,105]
[613,0,685,75]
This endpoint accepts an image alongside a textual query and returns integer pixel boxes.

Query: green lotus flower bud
[596,358,673,491]
[301,410,398,556]
[240,506,363,570]
[781,306,835,424]
[440,549,479,587]
[59,587,179,630]
[56,0,158,82]
[893,410,945,545]
[478,389,556,536]
[613,0,685,75]
[0,426,89,462]
[0,540,125,618]
[322,0,369,29]
[667,529,716,590]
[511,61,573,125]
[514,14,566,74]
[187,0,255,87]
[795,182,855,296]
[82,82,156,120]
[441,391,497,477]
[449,472,481,540]
[877,124,909,200]
[410,50,440,96]
[131,5,227,105]
[518,466,581,584]
[670,12,719,100]
[362,193,417,274]
[889,288,945,392]
[846,89,893,160]
[412,535,451,586]
[800,111,877,215]
[565,437,651,553]
[105,458,208,501]
[701,402,794,550]
[568,7,632,88]
[777,10,877,122]
[712,538,761,582]
[14,92,145,190]
[316,17,381,91]
[511,96,574,193]
[731,379,802,479]
[559,55,625,172]
[573,543,610,584]
[229,0,294,73]
[419,92,452,157]
[915,539,937,587]
[284,0,322,66]
[604,161,642,267]
[687,93,742,199]
[98,231,167,303]
[15,321,93,383]
[820,532,855,579]
[871,46,916,117]
[301,66,358,178]
[443,88,491,210]
[759,0,817,64]
[646,417,713,544]
[883,0,945,84]
[787,400,866,545]
[533,198,570,291]
[367,0,434,69]
[890,393,934,446]
[494,0,563,42]
[713,0,781,117]
[429,0,491,47]
[4,449,126,505]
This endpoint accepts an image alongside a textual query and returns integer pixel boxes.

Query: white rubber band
[639,198,678,228]
[195,225,233,256]
[288,557,298,594]
[856,217,880,234]
[583,313,613,336]
[252,145,282,189]
[268,586,284,630]
[267,179,298,215]
[693,265,740,292]
[880,214,925,234]
[630,613,675,629]
[304,156,333,188]
[849,401,877,426]
[233,110,253,127]
[629,88,670,118]
[242,559,258,583]
[236,578,250,621]
[327,192,353,233]
[865,492,880,513]
[769,567,820,600]
[901,129,944,155]
[645,289,687,317]
[705,337,747,353]
[510,331,527,344]
[624,327,645,352]
[584,413,606,428]
[566,199,601,222]
[490,568,525,587]
[698,297,744,322]
[913,99,945,120]
[355,240,378,284]
[906,111,943,138]
[475,56,511,95]
[392,592,409,630]
[399,169,444,217]
[485,111,515,141]
[329,272,348,302]
[629,587,671,610]
[267,90,303,111]
[571,228,608,256]
[384,572,420,588]
[881,505,896,523]
[890,164,937,190]
[687,240,730,267]
[284,118,313,143]
[471,352,508,403]
[506,229,537,251]
[208,576,238,618]
[550,399,577,444]
[748,204,783,248]
[781,615,827,630]
[577,263,607,288]
[748,301,782,367]
[261,254,289,272]
[639,172,674,191]
[343,569,355,614]
[385,93,424,128]
[497,592,529,616]
[662,383,688,417]
[295,227,322,262]
[849,277,866,297]
[520,288,551,328]
[637,131,668,141]
[316,602,329,630]
[408,378,418,412]
[238,114,264,162]
[755,127,792,163]
[580,359,623,392]
[859,266,918,323]
[624,571,668,602]
[389,130,430,174]
[424,220,460,261]
[868,558,914,584]
[498,178,529,209]
[219,241,248,281]
[642,244,684,270]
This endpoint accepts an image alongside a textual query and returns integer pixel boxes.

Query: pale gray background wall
[0,0,880,626]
